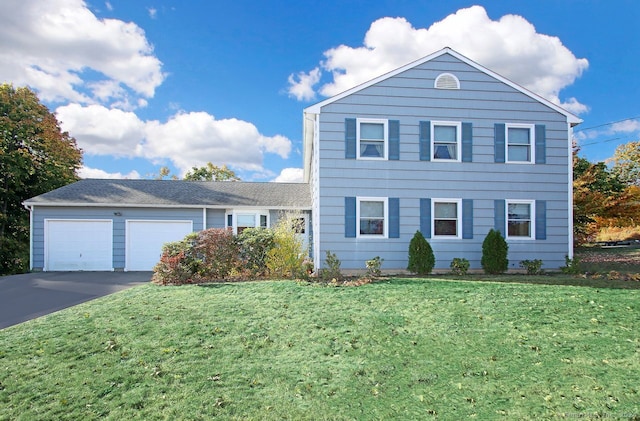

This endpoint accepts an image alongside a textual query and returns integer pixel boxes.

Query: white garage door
[126,220,193,271]
[45,220,113,271]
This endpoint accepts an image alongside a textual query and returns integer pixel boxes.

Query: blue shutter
[494,199,505,235]
[388,120,400,160]
[345,118,356,159]
[419,121,430,161]
[535,124,546,164]
[345,197,356,238]
[420,198,431,238]
[388,198,400,238]
[535,200,547,240]
[462,122,473,162]
[494,123,505,163]
[462,199,473,239]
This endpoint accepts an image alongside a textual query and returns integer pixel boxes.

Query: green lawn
[1,277,639,420]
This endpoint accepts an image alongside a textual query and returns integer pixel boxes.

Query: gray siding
[31,206,204,270]
[314,53,571,270]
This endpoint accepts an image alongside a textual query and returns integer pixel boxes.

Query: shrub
[450,257,470,276]
[519,259,544,275]
[561,255,582,274]
[152,236,199,285]
[238,227,275,278]
[265,213,306,279]
[365,256,384,277]
[321,250,342,281]
[481,229,508,274]
[407,231,435,275]
[195,228,241,280]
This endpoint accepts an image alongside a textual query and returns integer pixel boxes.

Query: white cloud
[79,166,141,179]
[148,7,157,19]
[287,68,321,101]
[610,119,640,133]
[56,104,146,156]
[273,168,303,183]
[289,6,588,113]
[56,105,293,174]
[0,0,164,105]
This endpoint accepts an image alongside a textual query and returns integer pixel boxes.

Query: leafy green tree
[407,230,435,275]
[1,84,82,274]
[609,141,640,186]
[184,163,240,181]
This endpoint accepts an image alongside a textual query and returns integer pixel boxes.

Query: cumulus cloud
[56,105,293,174]
[289,6,588,113]
[273,168,304,183]
[79,166,141,179]
[0,0,164,105]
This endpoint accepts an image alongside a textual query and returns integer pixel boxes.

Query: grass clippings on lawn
[0,278,639,420]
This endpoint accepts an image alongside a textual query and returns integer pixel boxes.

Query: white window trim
[506,199,535,240]
[505,123,535,164]
[431,121,461,162]
[431,198,462,239]
[356,197,388,239]
[225,210,270,234]
[356,118,388,160]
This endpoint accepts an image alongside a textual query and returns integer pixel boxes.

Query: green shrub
[238,227,275,277]
[407,231,435,275]
[450,257,470,276]
[152,236,199,285]
[365,256,384,277]
[195,228,241,280]
[265,213,306,279]
[519,259,544,275]
[321,250,342,281]
[561,255,582,274]
[481,229,508,274]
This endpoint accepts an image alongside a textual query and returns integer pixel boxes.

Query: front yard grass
[1,276,639,420]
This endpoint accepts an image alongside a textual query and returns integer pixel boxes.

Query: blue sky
[1,0,638,181]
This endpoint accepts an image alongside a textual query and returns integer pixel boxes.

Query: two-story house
[302,47,581,271]
[24,47,580,272]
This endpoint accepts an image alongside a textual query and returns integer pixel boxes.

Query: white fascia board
[22,202,311,211]
[303,47,582,126]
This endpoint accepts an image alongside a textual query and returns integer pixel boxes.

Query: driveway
[0,271,151,329]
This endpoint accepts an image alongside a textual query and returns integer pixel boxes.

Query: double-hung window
[357,119,387,159]
[506,124,534,163]
[433,199,462,238]
[507,200,535,239]
[357,197,387,238]
[432,121,461,161]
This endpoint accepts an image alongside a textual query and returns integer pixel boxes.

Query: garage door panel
[126,220,193,271]
[46,220,113,271]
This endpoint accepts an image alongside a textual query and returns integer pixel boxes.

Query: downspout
[202,207,207,231]
[23,204,34,271]
[568,122,574,259]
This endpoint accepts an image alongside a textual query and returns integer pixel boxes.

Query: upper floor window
[506,124,535,163]
[432,199,462,238]
[357,197,387,238]
[357,118,387,159]
[507,200,535,239]
[432,121,461,161]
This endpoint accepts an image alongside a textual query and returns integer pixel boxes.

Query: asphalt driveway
[0,271,151,329]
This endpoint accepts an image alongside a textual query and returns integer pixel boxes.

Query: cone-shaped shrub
[481,229,509,274]
[407,230,435,275]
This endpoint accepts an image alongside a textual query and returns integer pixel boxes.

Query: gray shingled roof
[23,179,312,208]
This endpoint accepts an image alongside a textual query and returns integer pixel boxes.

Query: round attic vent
[435,73,460,89]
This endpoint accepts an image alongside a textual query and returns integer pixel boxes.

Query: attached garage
[125,220,193,271]
[45,219,113,271]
